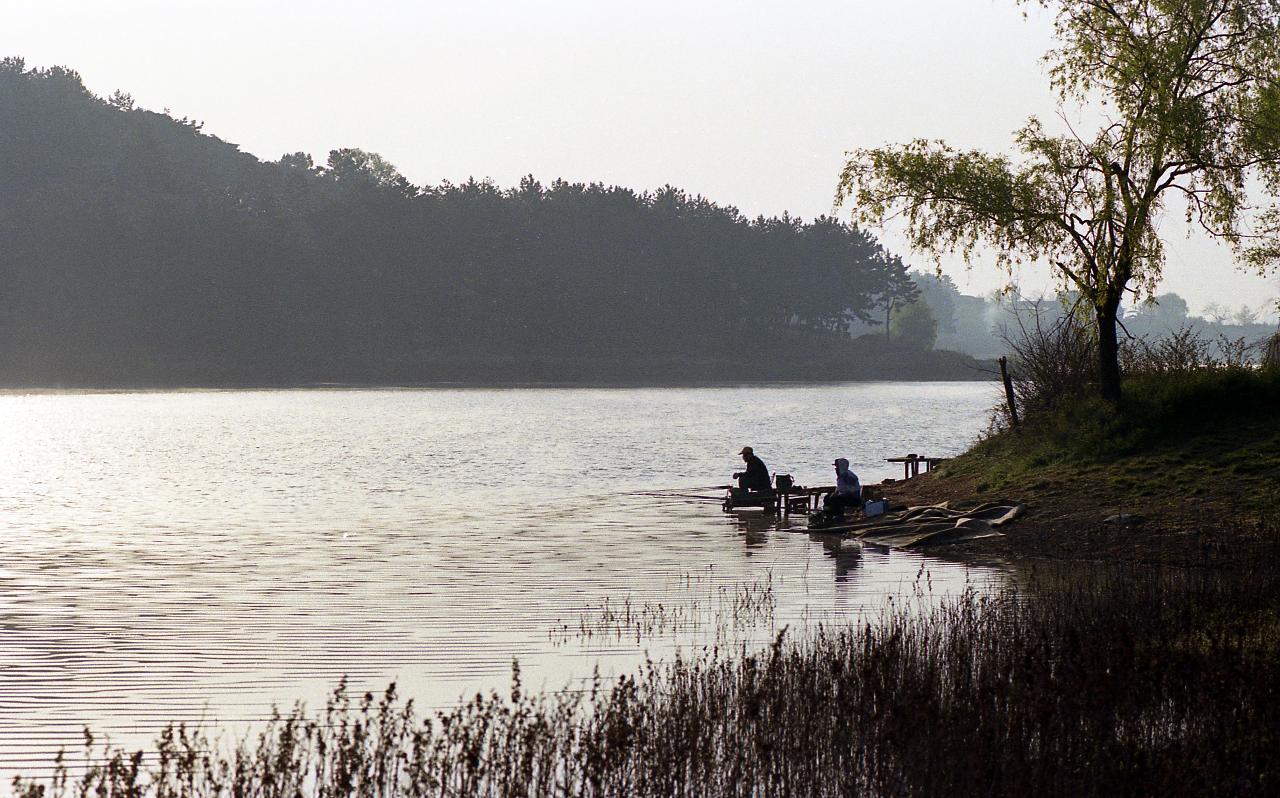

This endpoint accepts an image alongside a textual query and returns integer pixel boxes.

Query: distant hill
[0,59,988,387]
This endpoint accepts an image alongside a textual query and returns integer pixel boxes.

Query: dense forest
[0,59,988,386]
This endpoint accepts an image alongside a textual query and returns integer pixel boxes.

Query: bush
[889,300,939,350]
[998,301,1096,416]
[1122,367,1280,430]
[1120,325,1260,374]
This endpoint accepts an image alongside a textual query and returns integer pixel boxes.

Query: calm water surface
[0,383,1001,771]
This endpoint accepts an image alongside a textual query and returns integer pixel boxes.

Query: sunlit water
[0,383,1001,773]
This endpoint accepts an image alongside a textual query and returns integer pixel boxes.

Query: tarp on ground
[827,502,1024,549]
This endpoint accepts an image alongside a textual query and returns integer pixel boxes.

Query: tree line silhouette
[0,59,978,386]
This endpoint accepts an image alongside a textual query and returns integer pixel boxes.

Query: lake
[0,382,1001,772]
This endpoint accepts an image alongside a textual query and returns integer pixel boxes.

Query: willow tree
[838,0,1280,402]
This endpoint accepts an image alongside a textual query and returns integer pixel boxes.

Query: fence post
[999,356,1020,428]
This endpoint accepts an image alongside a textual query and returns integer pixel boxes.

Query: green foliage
[323,147,415,197]
[839,0,1280,400]
[106,89,133,111]
[841,138,1065,277]
[910,270,958,333]
[1129,291,1189,329]
[1123,368,1280,434]
[889,299,938,349]
[0,60,935,385]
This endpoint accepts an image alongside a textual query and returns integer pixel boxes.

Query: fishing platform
[722,480,885,515]
[720,452,945,514]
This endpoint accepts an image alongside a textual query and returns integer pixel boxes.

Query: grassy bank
[890,368,1280,564]
[15,555,1280,797]
[961,368,1280,495]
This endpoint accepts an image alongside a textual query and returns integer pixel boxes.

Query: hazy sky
[5,0,1277,319]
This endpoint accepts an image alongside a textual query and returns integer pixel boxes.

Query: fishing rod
[623,485,734,503]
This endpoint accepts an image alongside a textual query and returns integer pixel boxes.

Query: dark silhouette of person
[733,447,772,493]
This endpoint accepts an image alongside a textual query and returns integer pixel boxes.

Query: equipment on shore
[812,502,1024,548]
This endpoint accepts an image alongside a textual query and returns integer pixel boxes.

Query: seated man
[733,446,772,493]
[823,458,862,515]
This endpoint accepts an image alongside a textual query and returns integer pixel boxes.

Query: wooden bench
[724,483,886,515]
[885,454,949,480]
[724,485,830,514]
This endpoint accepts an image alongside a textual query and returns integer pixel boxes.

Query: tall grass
[549,575,777,644]
[15,552,1280,797]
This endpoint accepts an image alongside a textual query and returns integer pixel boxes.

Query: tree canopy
[0,59,977,385]
[890,300,940,350]
[839,0,1280,401]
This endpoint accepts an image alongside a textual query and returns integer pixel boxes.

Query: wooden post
[999,356,1020,428]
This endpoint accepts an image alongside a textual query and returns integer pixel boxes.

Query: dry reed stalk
[14,550,1280,798]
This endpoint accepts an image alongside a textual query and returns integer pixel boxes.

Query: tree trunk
[1096,299,1122,403]
[1264,332,1280,371]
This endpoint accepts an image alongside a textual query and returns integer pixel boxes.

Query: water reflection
[815,533,865,584]
[0,385,1000,772]
[725,509,780,549]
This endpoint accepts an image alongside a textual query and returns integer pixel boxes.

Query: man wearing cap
[733,447,772,493]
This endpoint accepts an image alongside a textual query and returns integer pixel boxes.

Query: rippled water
[0,383,1000,772]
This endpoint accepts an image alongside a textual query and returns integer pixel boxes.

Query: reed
[549,573,777,644]
[15,555,1280,797]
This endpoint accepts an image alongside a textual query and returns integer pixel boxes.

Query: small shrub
[1120,325,1212,373]
[997,299,1096,416]
[1120,325,1263,374]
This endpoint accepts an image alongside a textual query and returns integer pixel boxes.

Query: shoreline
[0,376,998,395]
[880,432,1278,569]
